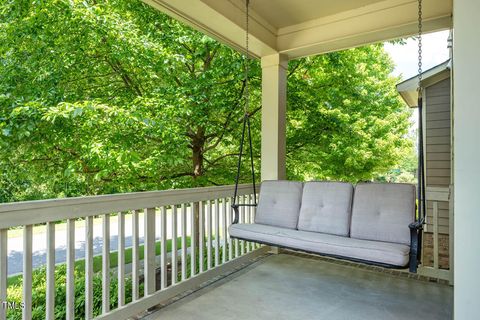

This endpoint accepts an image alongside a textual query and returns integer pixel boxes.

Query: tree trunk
[191,128,205,179]
[191,128,206,264]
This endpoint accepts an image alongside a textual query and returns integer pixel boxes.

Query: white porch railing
[0,183,453,319]
[418,186,453,283]
[0,184,266,320]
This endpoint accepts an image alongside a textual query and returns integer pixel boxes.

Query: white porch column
[453,0,480,318]
[261,53,288,180]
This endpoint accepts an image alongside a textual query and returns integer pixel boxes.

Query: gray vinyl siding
[425,78,451,187]
[425,77,451,234]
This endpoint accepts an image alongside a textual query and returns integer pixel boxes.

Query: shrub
[7,264,142,320]
[6,241,239,319]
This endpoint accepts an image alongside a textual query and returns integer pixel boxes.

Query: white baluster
[215,199,220,267]
[199,202,204,273]
[85,216,94,319]
[222,198,227,264]
[171,205,178,285]
[144,208,156,295]
[207,200,212,270]
[102,214,110,313]
[161,206,167,289]
[118,212,125,307]
[433,201,439,270]
[240,196,245,256]
[181,204,187,281]
[46,223,55,320]
[132,210,140,301]
[66,219,75,320]
[22,225,32,320]
[190,202,196,277]
[0,229,8,320]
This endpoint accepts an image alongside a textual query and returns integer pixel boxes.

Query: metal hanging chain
[232,0,257,214]
[244,0,250,115]
[244,0,256,203]
[417,0,426,225]
[417,0,423,87]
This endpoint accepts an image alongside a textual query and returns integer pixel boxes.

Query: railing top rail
[425,186,450,202]
[0,184,258,229]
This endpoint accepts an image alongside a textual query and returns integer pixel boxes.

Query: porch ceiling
[144,0,452,59]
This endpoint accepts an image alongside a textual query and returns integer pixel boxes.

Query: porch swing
[230,0,426,273]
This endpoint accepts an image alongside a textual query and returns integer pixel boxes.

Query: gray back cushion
[255,180,303,229]
[297,182,354,236]
[350,183,416,245]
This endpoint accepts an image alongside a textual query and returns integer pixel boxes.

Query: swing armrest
[231,204,257,224]
[409,218,424,231]
[408,219,424,273]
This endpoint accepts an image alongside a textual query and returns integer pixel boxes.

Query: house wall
[425,77,451,235]
[421,77,452,270]
[426,77,451,187]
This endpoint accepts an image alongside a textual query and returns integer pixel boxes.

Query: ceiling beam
[143,0,277,58]
[277,0,452,59]
[144,0,452,60]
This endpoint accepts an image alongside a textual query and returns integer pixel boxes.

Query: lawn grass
[7,236,191,287]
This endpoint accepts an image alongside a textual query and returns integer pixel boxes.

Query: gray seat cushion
[297,181,354,236]
[229,223,410,266]
[254,180,303,229]
[350,183,416,245]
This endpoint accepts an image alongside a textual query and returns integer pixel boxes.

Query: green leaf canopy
[0,0,412,202]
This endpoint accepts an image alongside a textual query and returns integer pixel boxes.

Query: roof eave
[396,59,451,107]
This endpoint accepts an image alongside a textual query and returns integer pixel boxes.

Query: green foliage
[6,240,237,320]
[0,0,260,201]
[0,0,413,203]
[375,142,418,183]
[287,47,412,182]
[7,264,141,320]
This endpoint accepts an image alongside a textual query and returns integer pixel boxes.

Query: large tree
[287,47,412,181]
[0,0,411,202]
[0,0,261,201]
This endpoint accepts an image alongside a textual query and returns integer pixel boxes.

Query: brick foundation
[422,232,450,269]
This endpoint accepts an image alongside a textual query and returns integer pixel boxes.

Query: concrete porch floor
[146,253,453,320]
